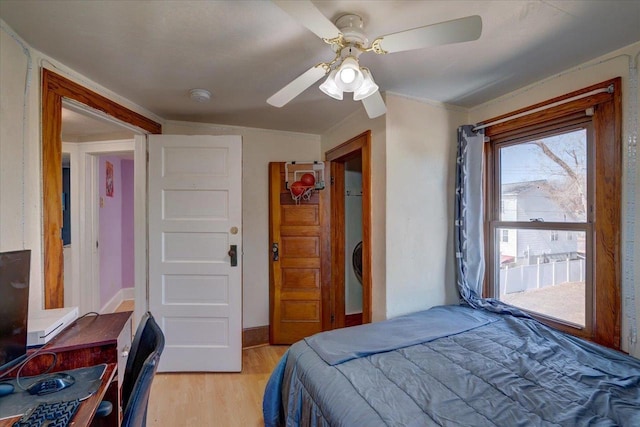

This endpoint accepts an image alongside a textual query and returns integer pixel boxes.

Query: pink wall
[99,156,134,308]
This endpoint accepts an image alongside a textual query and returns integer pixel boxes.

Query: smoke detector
[189,88,211,103]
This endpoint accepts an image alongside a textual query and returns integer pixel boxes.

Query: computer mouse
[0,383,14,397]
[26,372,75,396]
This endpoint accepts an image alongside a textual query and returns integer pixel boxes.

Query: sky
[500,128,587,185]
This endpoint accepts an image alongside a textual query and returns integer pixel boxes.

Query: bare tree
[530,134,587,220]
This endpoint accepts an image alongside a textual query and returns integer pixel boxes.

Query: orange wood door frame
[325,131,372,326]
[41,69,161,308]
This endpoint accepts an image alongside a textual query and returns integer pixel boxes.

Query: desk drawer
[117,316,133,386]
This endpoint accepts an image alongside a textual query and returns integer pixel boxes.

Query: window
[484,79,621,348]
[494,127,590,327]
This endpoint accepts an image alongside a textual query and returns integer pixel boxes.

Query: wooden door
[269,162,331,344]
[149,135,242,372]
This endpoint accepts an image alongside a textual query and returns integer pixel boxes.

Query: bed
[263,305,640,426]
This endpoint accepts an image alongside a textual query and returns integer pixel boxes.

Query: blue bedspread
[305,305,497,365]
[264,305,640,426]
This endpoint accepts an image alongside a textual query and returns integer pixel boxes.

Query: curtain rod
[472,84,614,132]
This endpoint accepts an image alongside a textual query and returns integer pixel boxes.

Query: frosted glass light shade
[353,68,379,101]
[335,57,363,92]
[319,70,343,100]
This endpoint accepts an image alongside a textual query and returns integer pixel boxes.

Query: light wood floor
[146,345,288,426]
[114,299,134,313]
[113,300,286,426]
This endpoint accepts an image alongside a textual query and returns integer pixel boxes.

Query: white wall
[384,95,468,318]
[321,95,466,320]
[469,41,640,357]
[163,121,320,328]
[322,107,387,321]
[1,24,41,315]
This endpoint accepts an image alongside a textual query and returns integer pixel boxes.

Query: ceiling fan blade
[361,91,386,119]
[272,0,341,40]
[267,65,327,107]
[375,15,482,54]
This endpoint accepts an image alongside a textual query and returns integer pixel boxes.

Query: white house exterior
[500,180,582,266]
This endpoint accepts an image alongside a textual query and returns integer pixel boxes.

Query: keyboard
[12,399,80,427]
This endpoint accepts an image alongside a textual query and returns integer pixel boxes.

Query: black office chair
[94,311,165,427]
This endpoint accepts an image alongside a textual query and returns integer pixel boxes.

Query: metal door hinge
[330,176,335,185]
[331,313,335,323]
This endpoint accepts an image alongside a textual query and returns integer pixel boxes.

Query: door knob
[228,245,237,267]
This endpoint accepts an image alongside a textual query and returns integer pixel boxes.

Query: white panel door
[148,135,242,372]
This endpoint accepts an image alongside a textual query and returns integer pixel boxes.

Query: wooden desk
[22,312,133,385]
[0,312,133,426]
[0,363,117,427]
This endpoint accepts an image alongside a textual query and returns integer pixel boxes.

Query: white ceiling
[61,107,135,141]
[1,1,639,135]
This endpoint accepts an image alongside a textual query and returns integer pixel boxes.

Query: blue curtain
[455,125,527,316]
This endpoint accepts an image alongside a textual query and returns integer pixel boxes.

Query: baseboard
[121,287,134,300]
[345,313,363,327]
[101,287,135,314]
[243,325,269,348]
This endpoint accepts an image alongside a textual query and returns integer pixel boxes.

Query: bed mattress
[263,305,640,426]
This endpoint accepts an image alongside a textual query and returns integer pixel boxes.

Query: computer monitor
[0,249,31,372]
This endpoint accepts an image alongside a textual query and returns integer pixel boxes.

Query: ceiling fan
[267,0,482,118]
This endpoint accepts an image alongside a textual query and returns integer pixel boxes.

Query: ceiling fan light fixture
[334,57,363,92]
[353,68,379,101]
[319,70,343,100]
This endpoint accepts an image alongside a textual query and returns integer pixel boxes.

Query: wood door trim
[42,69,162,308]
[320,164,333,331]
[330,162,346,329]
[326,131,372,324]
[325,136,364,161]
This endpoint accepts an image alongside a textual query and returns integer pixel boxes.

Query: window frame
[481,78,622,349]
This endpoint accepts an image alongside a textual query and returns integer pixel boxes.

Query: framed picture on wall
[106,161,114,197]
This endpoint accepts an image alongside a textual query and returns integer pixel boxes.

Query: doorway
[41,69,161,311]
[95,152,135,313]
[62,136,137,314]
[344,158,363,326]
[326,131,372,327]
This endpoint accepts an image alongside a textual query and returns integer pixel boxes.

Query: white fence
[500,259,584,295]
